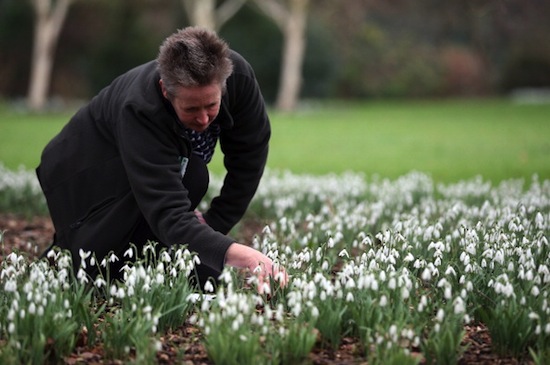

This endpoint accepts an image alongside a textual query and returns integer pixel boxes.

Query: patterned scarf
[185,123,221,164]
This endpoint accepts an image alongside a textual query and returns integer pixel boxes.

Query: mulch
[0,213,532,364]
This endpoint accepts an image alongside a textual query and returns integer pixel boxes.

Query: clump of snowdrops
[1,168,549,364]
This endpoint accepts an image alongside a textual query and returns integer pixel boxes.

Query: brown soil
[0,213,532,364]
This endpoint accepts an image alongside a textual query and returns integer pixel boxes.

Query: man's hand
[224,243,288,294]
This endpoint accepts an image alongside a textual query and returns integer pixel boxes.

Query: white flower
[421,268,431,281]
[404,252,414,262]
[444,286,452,300]
[4,279,16,292]
[436,308,445,322]
[204,280,215,293]
[311,305,319,318]
[79,249,91,261]
[94,277,106,288]
[453,297,465,314]
[338,249,349,258]
[123,247,134,258]
[76,268,89,284]
[154,340,162,351]
[155,273,164,285]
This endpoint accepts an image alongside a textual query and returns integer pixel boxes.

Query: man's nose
[196,110,209,125]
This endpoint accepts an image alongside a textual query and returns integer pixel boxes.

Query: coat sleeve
[203,53,271,234]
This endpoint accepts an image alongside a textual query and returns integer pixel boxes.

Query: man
[37,26,286,291]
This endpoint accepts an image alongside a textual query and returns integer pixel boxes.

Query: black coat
[36,51,270,273]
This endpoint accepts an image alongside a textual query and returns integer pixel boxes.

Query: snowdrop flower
[204,280,215,293]
[445,265,457,276]
[79,249,91,268]
[123,247,134,258]
[444,286,452,300]
[46,249,59,260]
[4,279,17,292]
[155,272,164,285]
[76,268,89,284]
[28,302,36,315]
[404,252,414,262]
[453,297,465,314]
[310,305,319,318]
[421,268,431,281]
[436,308,445,322]
[338,249,349,258]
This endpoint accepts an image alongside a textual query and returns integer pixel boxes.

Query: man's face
[160,80,222,132]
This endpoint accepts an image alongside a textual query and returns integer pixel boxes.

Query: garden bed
[0,212,535,364]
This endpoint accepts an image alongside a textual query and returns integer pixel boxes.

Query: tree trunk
[183,0,217,30]
[275,0,308,112]
[27,0,72,112]
[182,0,247,31]
[253,0,309,112]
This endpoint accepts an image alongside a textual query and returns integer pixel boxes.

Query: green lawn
[1,99,549,184]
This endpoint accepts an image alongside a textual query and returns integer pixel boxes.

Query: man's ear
[159,79,169,99]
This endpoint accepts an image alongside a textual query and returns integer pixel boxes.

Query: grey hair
[157,26,234,98]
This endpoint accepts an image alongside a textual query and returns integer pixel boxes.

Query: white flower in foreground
[204,280,215,293]
[421,268,431,281]
[453,297,465,314]
[4,279,16,292]
[123,247,134,258]
[436,308,445,322]
[79,249,91,269]
[338,249,349,258]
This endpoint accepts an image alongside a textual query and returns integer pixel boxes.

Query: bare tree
[181,0,247,31]
[253,0,309,111]
[27,0,75,111]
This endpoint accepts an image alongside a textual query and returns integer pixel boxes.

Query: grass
[1,98,549,184]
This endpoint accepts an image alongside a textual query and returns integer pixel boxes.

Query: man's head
[157,27,234,132]
[157,26,233,99]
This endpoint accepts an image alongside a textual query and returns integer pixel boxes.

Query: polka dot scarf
[185,123,221,163]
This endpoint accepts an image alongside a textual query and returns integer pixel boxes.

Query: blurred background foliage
[1,0,550,105]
